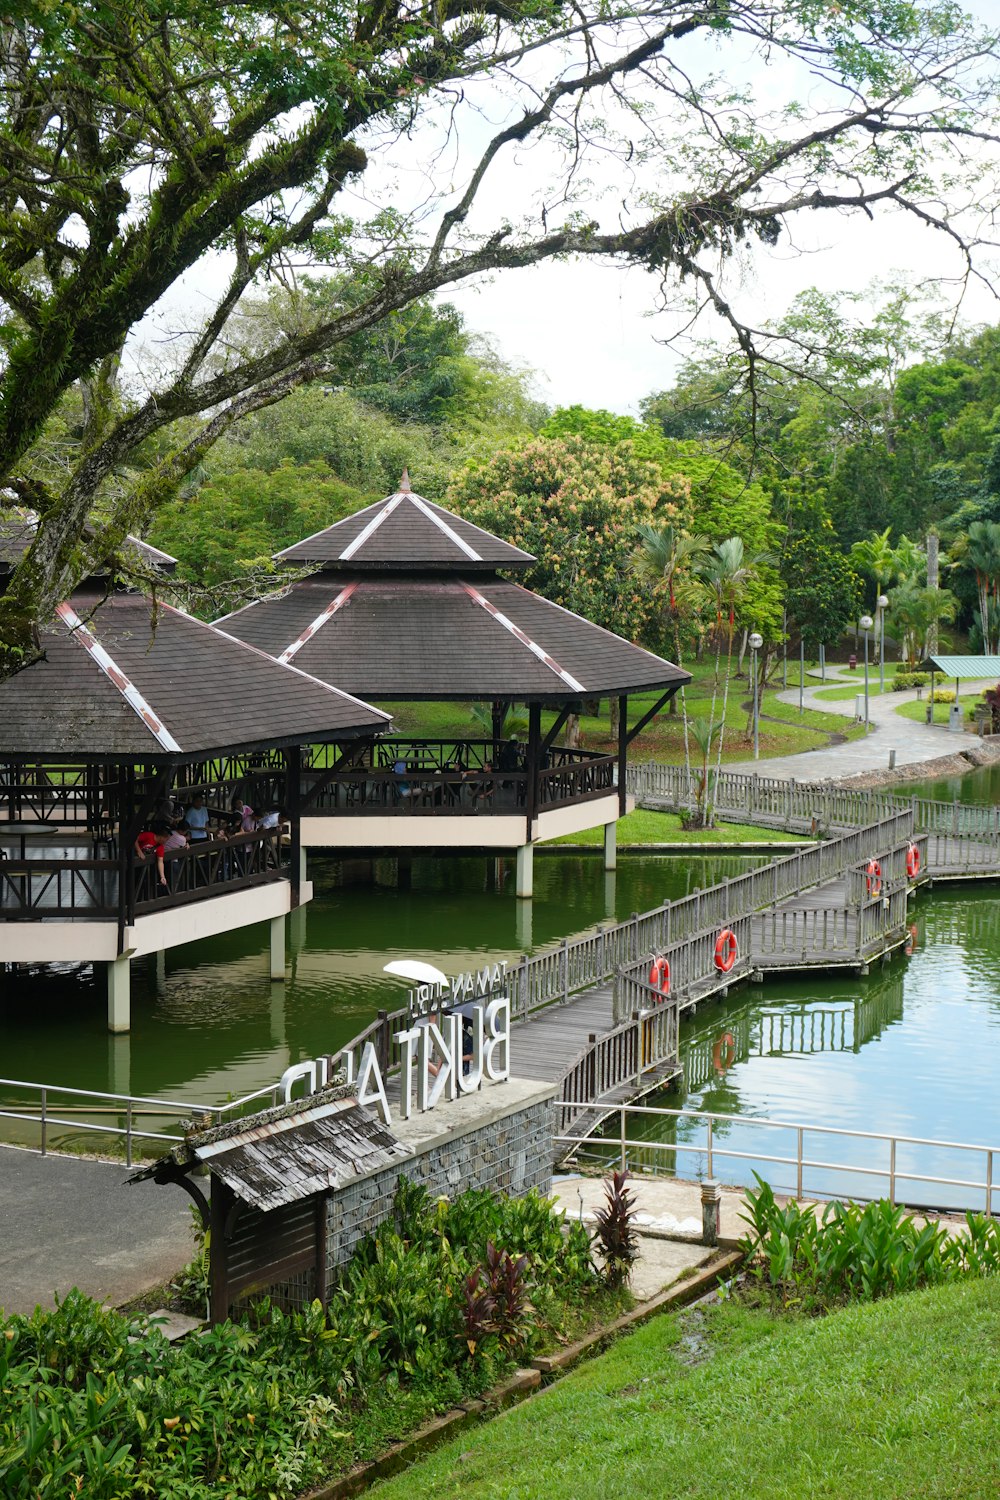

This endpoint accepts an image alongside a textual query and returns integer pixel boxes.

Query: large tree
[1,0,998,673]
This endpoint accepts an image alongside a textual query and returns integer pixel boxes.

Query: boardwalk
[328,769,1000,1146]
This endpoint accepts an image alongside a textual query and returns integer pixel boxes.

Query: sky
[141,3,1000,417]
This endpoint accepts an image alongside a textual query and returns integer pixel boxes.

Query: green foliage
[448,435,689,642]
[739,1174,1000,1311]
[0,1183,602,1498]
[891,672,930,691]
[591,1170,640,1289]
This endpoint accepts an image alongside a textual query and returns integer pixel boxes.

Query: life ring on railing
[648,955,671,998]
[714,928,738,974]
[865,859,883,898]
[713,1030,737,1074]
[906,843,921,880]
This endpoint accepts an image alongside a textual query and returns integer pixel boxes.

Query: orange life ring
[906,843,920,879]
[865,859,882,898]
[714,928,738,974]
[713,1030,737,1074]
[648,955,670,998]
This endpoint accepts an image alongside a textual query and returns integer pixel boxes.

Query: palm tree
[699,537,773,813]
[850,527,897,662]
[887,581,957,665]
[961,520,1000,656]
[631,525,710,807]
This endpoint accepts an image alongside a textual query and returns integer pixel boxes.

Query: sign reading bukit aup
[279,963,511,1126]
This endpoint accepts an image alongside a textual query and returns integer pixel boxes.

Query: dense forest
[139,283,1000,666]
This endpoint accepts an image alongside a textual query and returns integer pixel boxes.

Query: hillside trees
[1,1,998,674]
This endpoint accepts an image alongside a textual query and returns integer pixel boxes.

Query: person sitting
[231,794,256,832]
[161,821,188,854]
[134,827,168,892]
[392,759,412,802]
[184,792,210,842]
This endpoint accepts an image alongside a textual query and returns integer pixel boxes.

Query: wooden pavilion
[0,531,388,1030]
[218,473,690,895]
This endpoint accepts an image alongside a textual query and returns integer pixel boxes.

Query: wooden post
[618,693,628,816]
[286,745,302,909]
[525,702,541,842]
[209,1176,232,1326]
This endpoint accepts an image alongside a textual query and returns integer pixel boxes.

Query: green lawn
[371,1278,1000,1500]
[542,807,803,846]
[895,699,974,727]
[814,681,894,702]
[375,660,864,767]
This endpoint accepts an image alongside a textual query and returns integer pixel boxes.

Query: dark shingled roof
[276,480,535,572]
[130,1087,410,1212]
[0,514,177,575]
[218,574,689,700]
[0,590,389,760]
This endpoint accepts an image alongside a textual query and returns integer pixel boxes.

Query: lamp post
[860,614,874,730]
[749,631,763,759]
[877,593,889,695]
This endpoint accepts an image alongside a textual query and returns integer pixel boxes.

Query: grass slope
[370,1279,1000,1500]
[377,661,863,766]
[542,808,802,845]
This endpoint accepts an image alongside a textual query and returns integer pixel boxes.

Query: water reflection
[2,851,1000,1209]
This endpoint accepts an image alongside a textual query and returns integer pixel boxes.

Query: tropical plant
[700,537,774,804]
[958,520,1000,655]
[631,523,710,796]
[886,580,957,666]
[591,1171,639,1289]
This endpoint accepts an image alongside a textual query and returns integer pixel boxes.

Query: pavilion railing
[302,739,617,817]
[0,830,285,920]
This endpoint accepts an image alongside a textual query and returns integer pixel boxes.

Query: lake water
[3,845,999,1207]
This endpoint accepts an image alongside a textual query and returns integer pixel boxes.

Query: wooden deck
[333,772,1000,1149]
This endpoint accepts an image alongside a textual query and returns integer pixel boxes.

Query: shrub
[892,672,930,691]
[930,689,956,704]
[0,1182,605,1499]
[591,1170,639,1288]
[738,1174,1000,1311]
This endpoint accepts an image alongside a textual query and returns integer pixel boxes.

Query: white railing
[0,1077,283,1164]
[555,1100,999,1216]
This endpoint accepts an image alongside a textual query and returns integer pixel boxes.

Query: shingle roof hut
[216,474,689,868]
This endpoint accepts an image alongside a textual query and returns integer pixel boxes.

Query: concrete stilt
[604,820,617,872]
[604,870,617,921]
[289,903,307,953]
[270,914,286,981]
[515,897,533,950]
[108,1032,131,1096]
[269,979,287,1046]
[515,843,534,900]
[297,846,308,889]
[152,949,166,992]
[107,955,131,1033]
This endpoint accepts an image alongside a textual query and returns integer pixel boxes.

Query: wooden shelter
[0,527,389,1029]
[132,1090,409,1322]
[219,474,690,893]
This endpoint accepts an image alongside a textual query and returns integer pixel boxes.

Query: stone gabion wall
[324,1095,555,1284]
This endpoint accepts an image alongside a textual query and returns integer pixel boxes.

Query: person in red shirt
[134,828,168,891]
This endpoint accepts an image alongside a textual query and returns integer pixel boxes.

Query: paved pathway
[0,1146,194,1316]
[725,668,994,780]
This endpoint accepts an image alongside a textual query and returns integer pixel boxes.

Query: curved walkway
[726,669,994,781]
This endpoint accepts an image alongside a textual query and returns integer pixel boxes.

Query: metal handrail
[554,1099,999,1215]
[0,1077,282,1165]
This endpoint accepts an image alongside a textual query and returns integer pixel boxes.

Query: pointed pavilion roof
[275,471,535,572]
[0,590,390,761]
[220,476,689,703]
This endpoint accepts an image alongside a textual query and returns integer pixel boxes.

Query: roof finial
[398,467,411,494]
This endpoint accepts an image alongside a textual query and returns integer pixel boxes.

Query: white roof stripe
[277,583,358,664]
[409,496,481,561]
[460,584,586,693]
[339,494,404,560]
[56,601,183,753]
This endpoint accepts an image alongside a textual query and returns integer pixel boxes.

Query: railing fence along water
[0,1078,283,1165]
[628,762,1000,840]
[554,1101,999,1217]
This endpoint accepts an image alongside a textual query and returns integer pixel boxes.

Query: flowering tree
[448,435,690,644]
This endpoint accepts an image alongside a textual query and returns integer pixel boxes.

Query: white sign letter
[356,1041,391,1125]
[483,997,510,1082]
